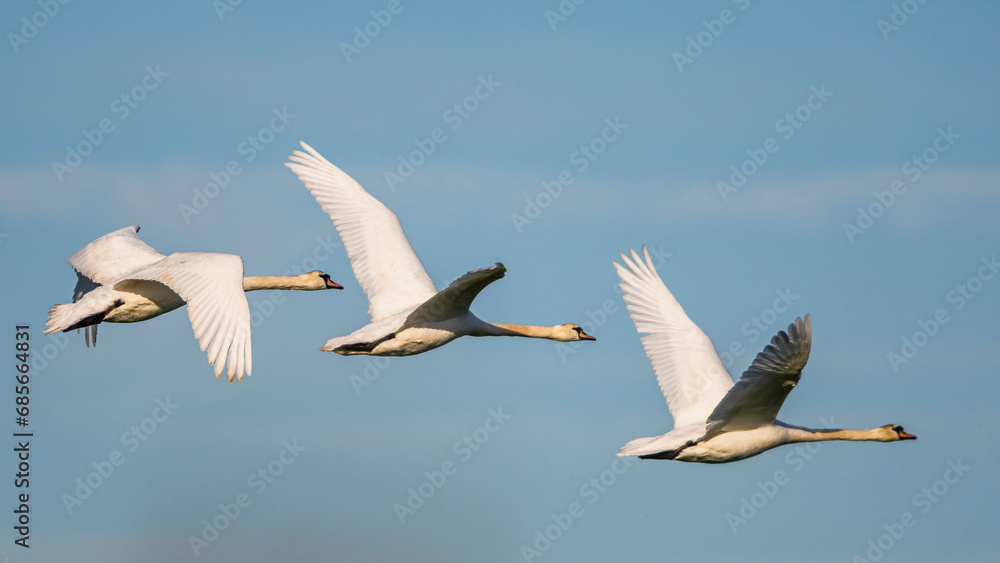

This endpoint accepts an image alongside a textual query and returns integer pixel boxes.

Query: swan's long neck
[242,276,314,292]
[783,426,889,443]
[473,322,559,339]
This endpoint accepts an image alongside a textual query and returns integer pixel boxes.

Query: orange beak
[578,330,596,341]
[898,430,917,440]
[326,279,344,289]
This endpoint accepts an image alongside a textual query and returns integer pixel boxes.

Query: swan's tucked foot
[331,343,372,355]
[331,333,396,355]
[76,325,99,348]
[638,452,673,460]
[638,442,694,460]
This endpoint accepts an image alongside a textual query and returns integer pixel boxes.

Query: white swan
[45,226,342,381]
[285,142,596,356]
[614,246,915,463]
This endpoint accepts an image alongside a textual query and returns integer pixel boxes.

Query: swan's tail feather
[617,436,661,457]
[320,336,355,353]
[45,303,83,334]
[45,300,120,339]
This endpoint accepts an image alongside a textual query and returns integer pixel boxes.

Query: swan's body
[285,142,596,356]
[45,226,342,381]
[615,246,915,463]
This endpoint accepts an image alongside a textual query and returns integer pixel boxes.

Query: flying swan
[45,226,342,381]
[285,142,597,356]
[615,246,915,463]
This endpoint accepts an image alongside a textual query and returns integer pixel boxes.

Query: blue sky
[1,1,998,562]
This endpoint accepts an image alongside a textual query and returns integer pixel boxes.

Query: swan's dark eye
[573,327,581,334]
[892,425,902,432]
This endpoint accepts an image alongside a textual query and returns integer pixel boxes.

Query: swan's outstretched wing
[68,226,165,284]
[285,143,438,322]
[72,271,101,303]
[402,263,506,326]
[117,252,252,382]
[615,246,735,429]
[705,315,811,435]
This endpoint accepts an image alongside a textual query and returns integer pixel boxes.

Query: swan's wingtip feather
[641,245,654,267]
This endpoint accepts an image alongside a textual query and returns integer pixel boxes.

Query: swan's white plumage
[285,143,438,322]
[615,246,913,463]
[313,265,509,353]
[121,252,252,380]
[614,246,734,429]
[68,225,165,283]
[285,143,595,356]
[48,228,257,381]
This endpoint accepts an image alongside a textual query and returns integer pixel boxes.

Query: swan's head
[882,424,917,441]
[305,271,343,290]
[555,323,596,342]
